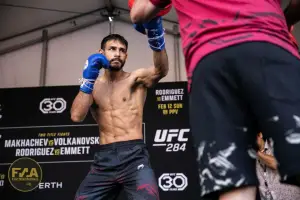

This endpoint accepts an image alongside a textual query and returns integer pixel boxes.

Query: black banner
[0,82,200,200]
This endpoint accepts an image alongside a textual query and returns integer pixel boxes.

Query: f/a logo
[8,157,42,192]
[153,129,189,152]
[39,98,66,114]
[158,173,188,191]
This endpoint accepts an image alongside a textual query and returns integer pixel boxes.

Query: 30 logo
[39,98,66,114]
[158,173,188,191]
[8,157,42,192]
[153,129,189,152]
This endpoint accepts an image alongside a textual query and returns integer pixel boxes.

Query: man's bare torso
[91,72,147,145]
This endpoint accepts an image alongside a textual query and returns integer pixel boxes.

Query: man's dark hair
[101,34,128,51]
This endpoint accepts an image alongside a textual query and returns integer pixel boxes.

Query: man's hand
[257,151,278,170]
[134,16,165,52]
[70,53,109,123]
[80,53,109,94]
[130,0,162,24]
[130,0,171,24]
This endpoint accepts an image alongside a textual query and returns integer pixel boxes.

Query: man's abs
[95,108,144,145]
[91,76,147,145]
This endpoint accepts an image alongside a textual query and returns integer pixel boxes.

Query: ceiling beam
[0,7,106,42]
[0,18,108,56]
[0,3,85,15]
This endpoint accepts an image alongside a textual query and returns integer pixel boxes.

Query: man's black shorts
[189,42,300,198]
[74,139,159,200]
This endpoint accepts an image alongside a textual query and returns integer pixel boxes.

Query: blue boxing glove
[79,53,109,94]
[133,17,165,51]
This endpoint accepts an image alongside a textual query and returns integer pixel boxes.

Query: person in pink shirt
[130,0,300,200]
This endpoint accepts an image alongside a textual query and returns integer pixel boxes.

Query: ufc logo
[39,98,66,114]
[154,129,189,143]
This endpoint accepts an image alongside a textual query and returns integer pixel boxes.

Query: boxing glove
[134,16,165,52]
[80,53,109,94]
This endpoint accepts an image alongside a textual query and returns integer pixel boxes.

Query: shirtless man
[70,19,168,200]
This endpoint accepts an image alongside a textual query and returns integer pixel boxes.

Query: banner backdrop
[0,82,201,200]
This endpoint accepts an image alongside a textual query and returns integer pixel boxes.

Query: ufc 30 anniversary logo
[8,157,42,192]
[39,98,66,114]
[153,129,189,152]
[158,173,188,191]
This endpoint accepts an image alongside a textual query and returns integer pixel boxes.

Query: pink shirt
[150,0,300,92]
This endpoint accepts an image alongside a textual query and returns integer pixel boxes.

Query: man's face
[101,40,127,71]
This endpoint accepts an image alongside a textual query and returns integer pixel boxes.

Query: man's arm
[284,0,300,28]
[70,53,109,122]
[130,0,170,23]
[71,92,93,122]
[132,14,169,87]
[134,48,169,87]
[257,151,278,170]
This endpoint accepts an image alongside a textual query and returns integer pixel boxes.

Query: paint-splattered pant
[189,42,300,198]
[74,140,159,200]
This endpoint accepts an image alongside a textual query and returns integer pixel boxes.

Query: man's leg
[74,152,121,200]
[123,166,159,200]
[189,44,260,200]
[236,42,300,187]
[118,144,160,200]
